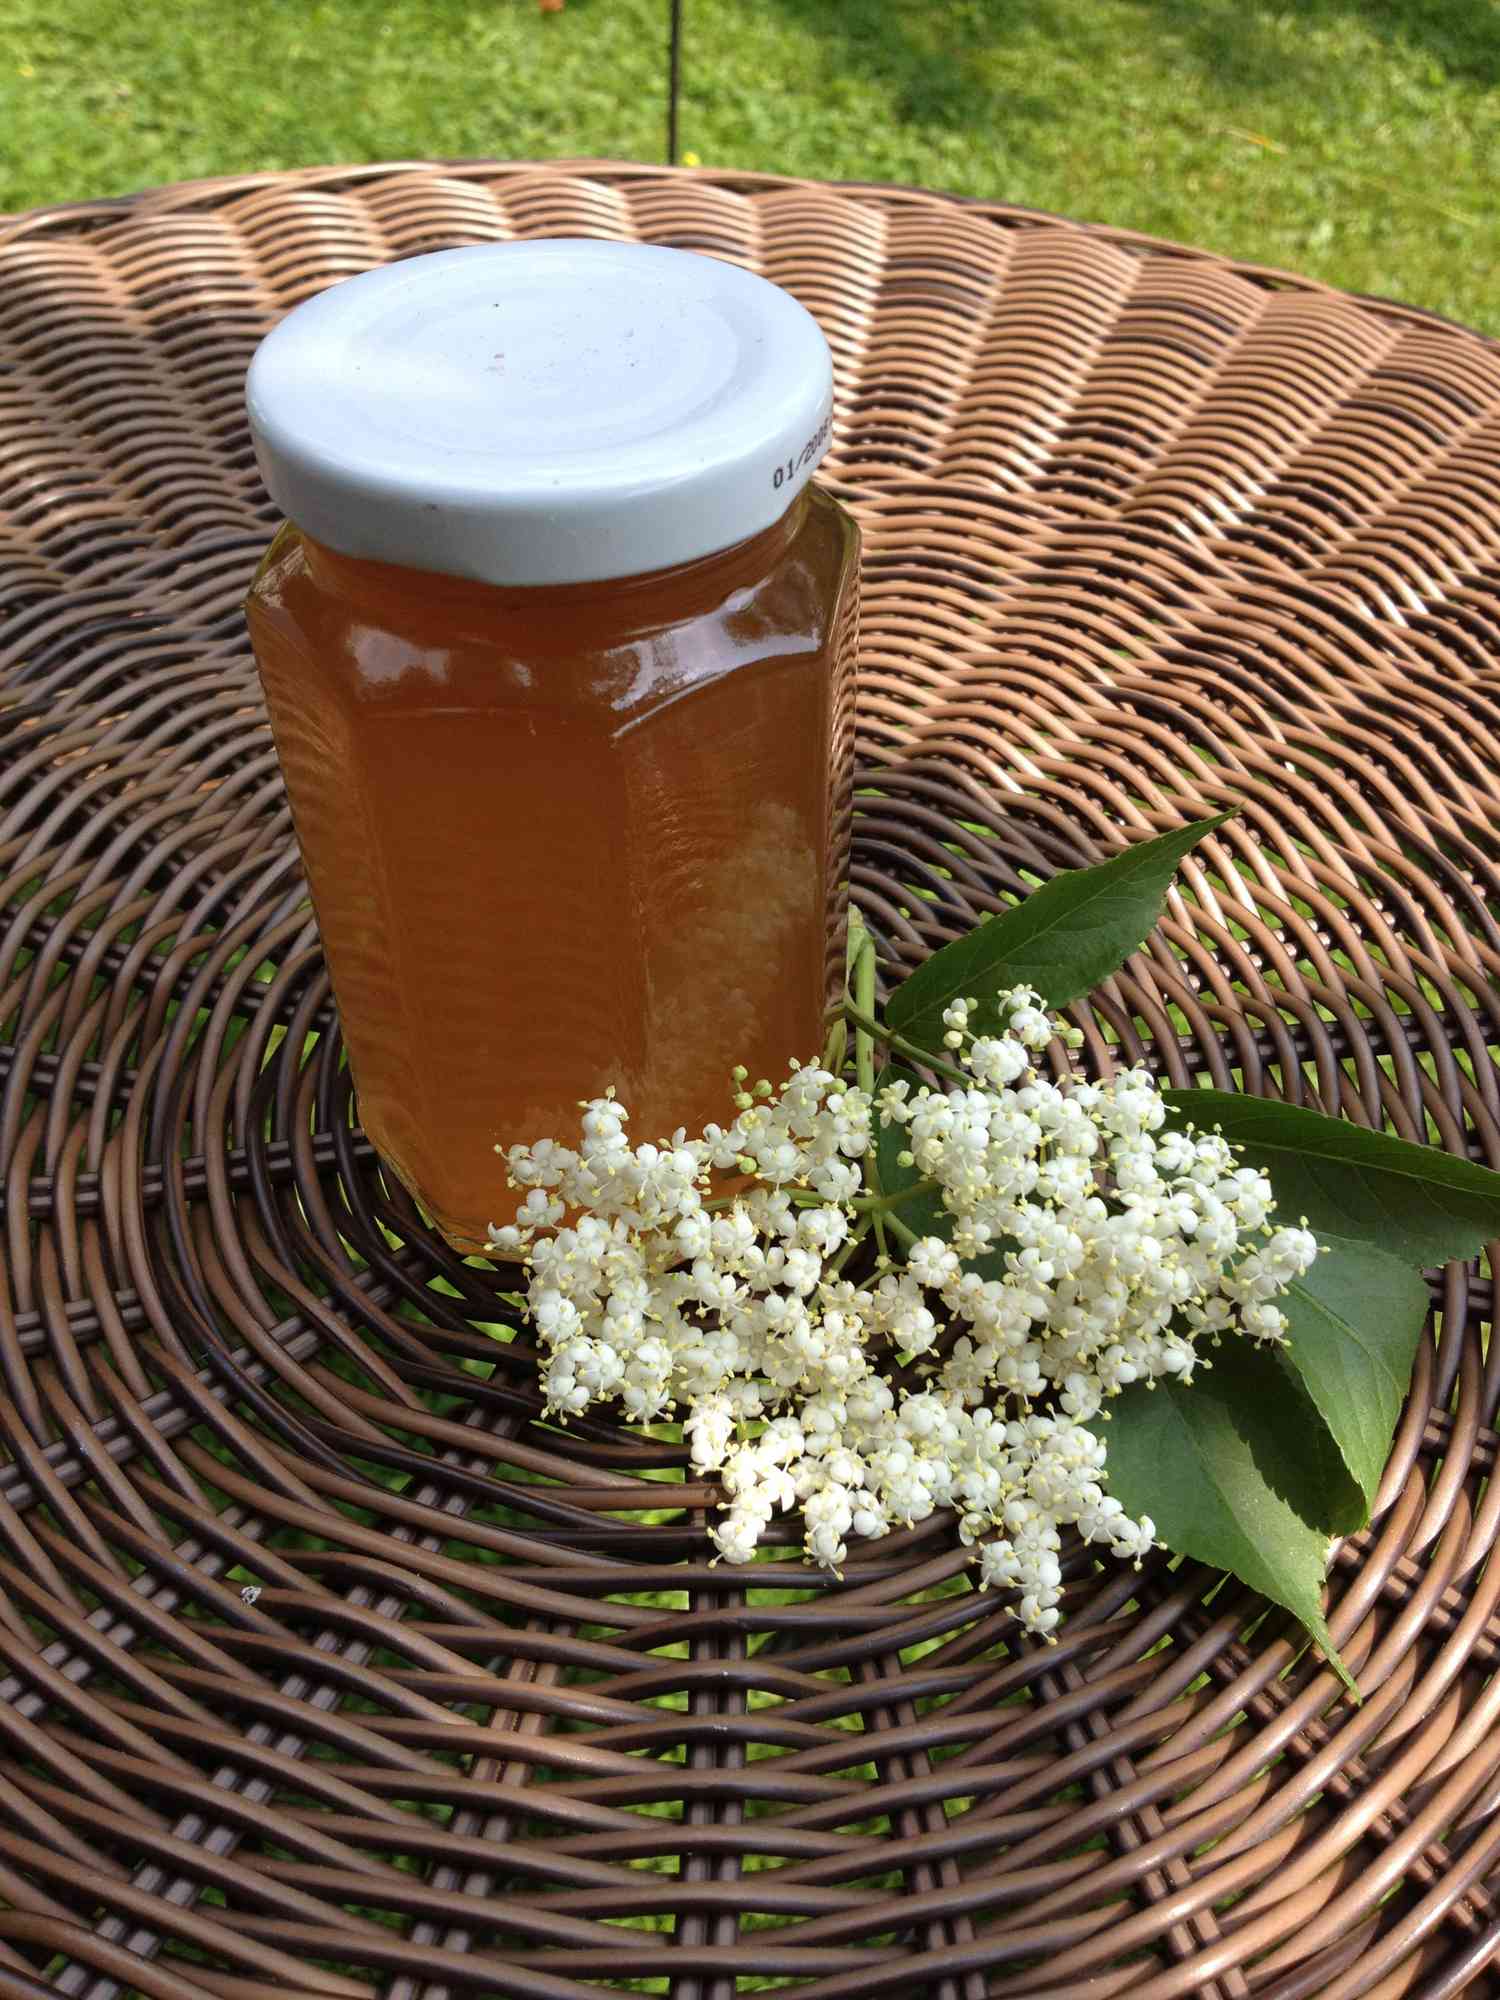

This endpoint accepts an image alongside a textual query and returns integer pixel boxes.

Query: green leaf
[887,815,1229,1054]
[1280,1233,1429,1523]
[1162,1089,1500,1267]
[1097,1339,1358,1691]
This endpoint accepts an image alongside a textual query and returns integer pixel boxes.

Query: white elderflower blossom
[490,990,1319,1638]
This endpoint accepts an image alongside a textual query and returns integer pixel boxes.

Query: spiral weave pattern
[3,162,1500,2000]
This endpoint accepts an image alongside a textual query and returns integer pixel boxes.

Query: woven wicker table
[3,160,1500,2000]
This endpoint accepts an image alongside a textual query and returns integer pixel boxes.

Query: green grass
[1,0,1496,330]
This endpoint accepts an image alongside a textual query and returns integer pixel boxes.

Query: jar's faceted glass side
[246,487,859,1249]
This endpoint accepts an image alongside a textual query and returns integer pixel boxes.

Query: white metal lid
[246,240,835,587]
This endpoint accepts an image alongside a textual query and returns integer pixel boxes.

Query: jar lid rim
[246,240,835,587]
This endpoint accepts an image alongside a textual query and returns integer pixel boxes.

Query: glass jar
[244,242,858,1251]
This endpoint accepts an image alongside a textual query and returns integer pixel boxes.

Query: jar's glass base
[364,1129,505,1261]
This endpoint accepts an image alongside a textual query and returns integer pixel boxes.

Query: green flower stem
[883,1209,920,1249]
[700,1179,938,1217]
[844,914,925,1263]
[851,1180,941,1215]
[849,913,891,1226]
[702,1189,819,1212]
[851,913,878,1098]
[841,1002,971,1089]
[825,1227,868,1278]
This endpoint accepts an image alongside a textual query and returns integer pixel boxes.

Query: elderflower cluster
[491,987,1318,1637]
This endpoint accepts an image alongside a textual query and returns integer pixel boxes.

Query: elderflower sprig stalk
[488,915,1320,1638]
[846,908,943,1258]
